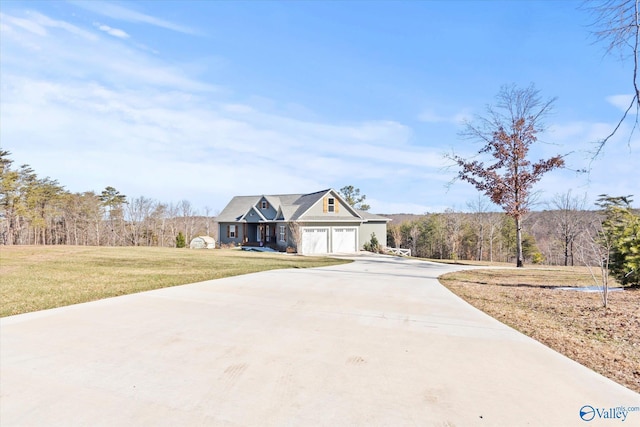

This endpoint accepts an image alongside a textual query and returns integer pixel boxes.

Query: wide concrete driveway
[1,255,638,426]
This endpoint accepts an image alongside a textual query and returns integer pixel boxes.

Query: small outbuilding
[190,236,216,249]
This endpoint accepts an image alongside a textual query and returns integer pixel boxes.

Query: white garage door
[332,227,357,253]
[301,228,328,255]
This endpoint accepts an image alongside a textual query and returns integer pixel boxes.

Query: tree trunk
[515,216,524,267]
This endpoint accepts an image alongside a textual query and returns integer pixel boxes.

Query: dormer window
[323,196,339,213]
[328,197,335,212]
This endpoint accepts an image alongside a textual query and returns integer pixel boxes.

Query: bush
[175,232,186,248]
[363,233,382,253]
[531,252,545,264]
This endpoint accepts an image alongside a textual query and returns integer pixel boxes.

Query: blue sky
[1,0,637,214]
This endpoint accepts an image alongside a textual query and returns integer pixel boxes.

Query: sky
[1,0,638,214]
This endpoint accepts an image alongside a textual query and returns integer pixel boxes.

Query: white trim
[295,189,364,221]
[240,206,267,222]
[331,227,358,253]
[300,227,329,255]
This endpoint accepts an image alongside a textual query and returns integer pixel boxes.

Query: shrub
[363,233,382,253]
[175,232,186,248]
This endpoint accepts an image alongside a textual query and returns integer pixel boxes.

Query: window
[328,197,335,212]
[323,196,339,213]
[279,225,286,242]
[228,225,236,238]
[261,200,268,209]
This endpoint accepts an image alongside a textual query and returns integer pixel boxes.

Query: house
[217,189,390,255]
[189,235,216,249]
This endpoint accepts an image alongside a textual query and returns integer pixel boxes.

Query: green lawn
[0,246,351,317]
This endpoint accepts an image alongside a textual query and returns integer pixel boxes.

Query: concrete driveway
[1,255,638,426]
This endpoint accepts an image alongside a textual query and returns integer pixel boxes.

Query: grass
[0,245,351,317]
[4,246,638,392]
[439,266,640,393]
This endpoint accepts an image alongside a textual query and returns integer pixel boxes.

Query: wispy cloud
[1,11,214,92]
[0,10,447,211]
[1,11,97,40]
[71,1,198,35]
[417,108,472,124]
[606,94,634,112]
[2,7,636,213]
[94,22,129,39]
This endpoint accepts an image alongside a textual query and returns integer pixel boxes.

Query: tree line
[0,150,214,247]
[385,192,639,287]
[2,150,637,286]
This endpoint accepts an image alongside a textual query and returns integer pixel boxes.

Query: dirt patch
[440,267,640,393]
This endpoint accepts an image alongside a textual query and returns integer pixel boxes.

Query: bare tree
[467,195,493,261]
[577,217,613,308]
[549,190,588,266]
[585,0,640,155]
[288,221,306,254]
[448,84,565,267]
[388,223,403,248]
[125,196,155,246]
[178,200,196,243]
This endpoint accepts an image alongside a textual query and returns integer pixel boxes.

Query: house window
[279,225,286,242]
[266,225,270,242]
[328,197,335,212]
[228,225,236,238]
[261,201,268,209]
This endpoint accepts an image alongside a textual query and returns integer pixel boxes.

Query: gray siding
[257,198,278,219]
[359,221,388,249]
[303,193,359,219]
[218,222,244,245]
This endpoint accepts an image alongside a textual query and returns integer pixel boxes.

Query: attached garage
[217,189,390,254]
[331,227,357,253]
[301,227,329,255]
[300,226,358,255]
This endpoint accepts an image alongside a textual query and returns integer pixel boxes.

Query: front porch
[241,222,280,248]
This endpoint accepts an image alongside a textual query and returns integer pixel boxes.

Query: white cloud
[1,8,637,214]
[607,94,634,112]
[418,108,472,124]
[94,22,130,39]
[1,11,214,92]
[0,12,47,36]
[71,1,198,35]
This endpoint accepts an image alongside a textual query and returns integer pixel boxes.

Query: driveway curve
[1,254,638,426]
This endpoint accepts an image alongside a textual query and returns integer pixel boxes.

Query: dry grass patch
[439,267,640,393]
[0,245,351,317]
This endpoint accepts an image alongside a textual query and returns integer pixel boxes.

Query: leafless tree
[449,84,565,267]
[388,223,403,248]
[125,196,155,246]
[576,217,613,307]
[585,0,640,155]
[288,221,306,254]
[467,195,493,261]
[548,190,588,266]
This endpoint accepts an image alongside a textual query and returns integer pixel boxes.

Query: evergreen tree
[597,195,640,286]
[176,231,186,248]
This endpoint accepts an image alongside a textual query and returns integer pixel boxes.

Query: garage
[332,227,358,253]
[301,227,328,255]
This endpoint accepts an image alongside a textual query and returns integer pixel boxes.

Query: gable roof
[217,189,388,223]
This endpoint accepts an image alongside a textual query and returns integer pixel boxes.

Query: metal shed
[190,236,216,249]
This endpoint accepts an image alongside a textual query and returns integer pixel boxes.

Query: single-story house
[217,189,390,255]
[190,235,216,249]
